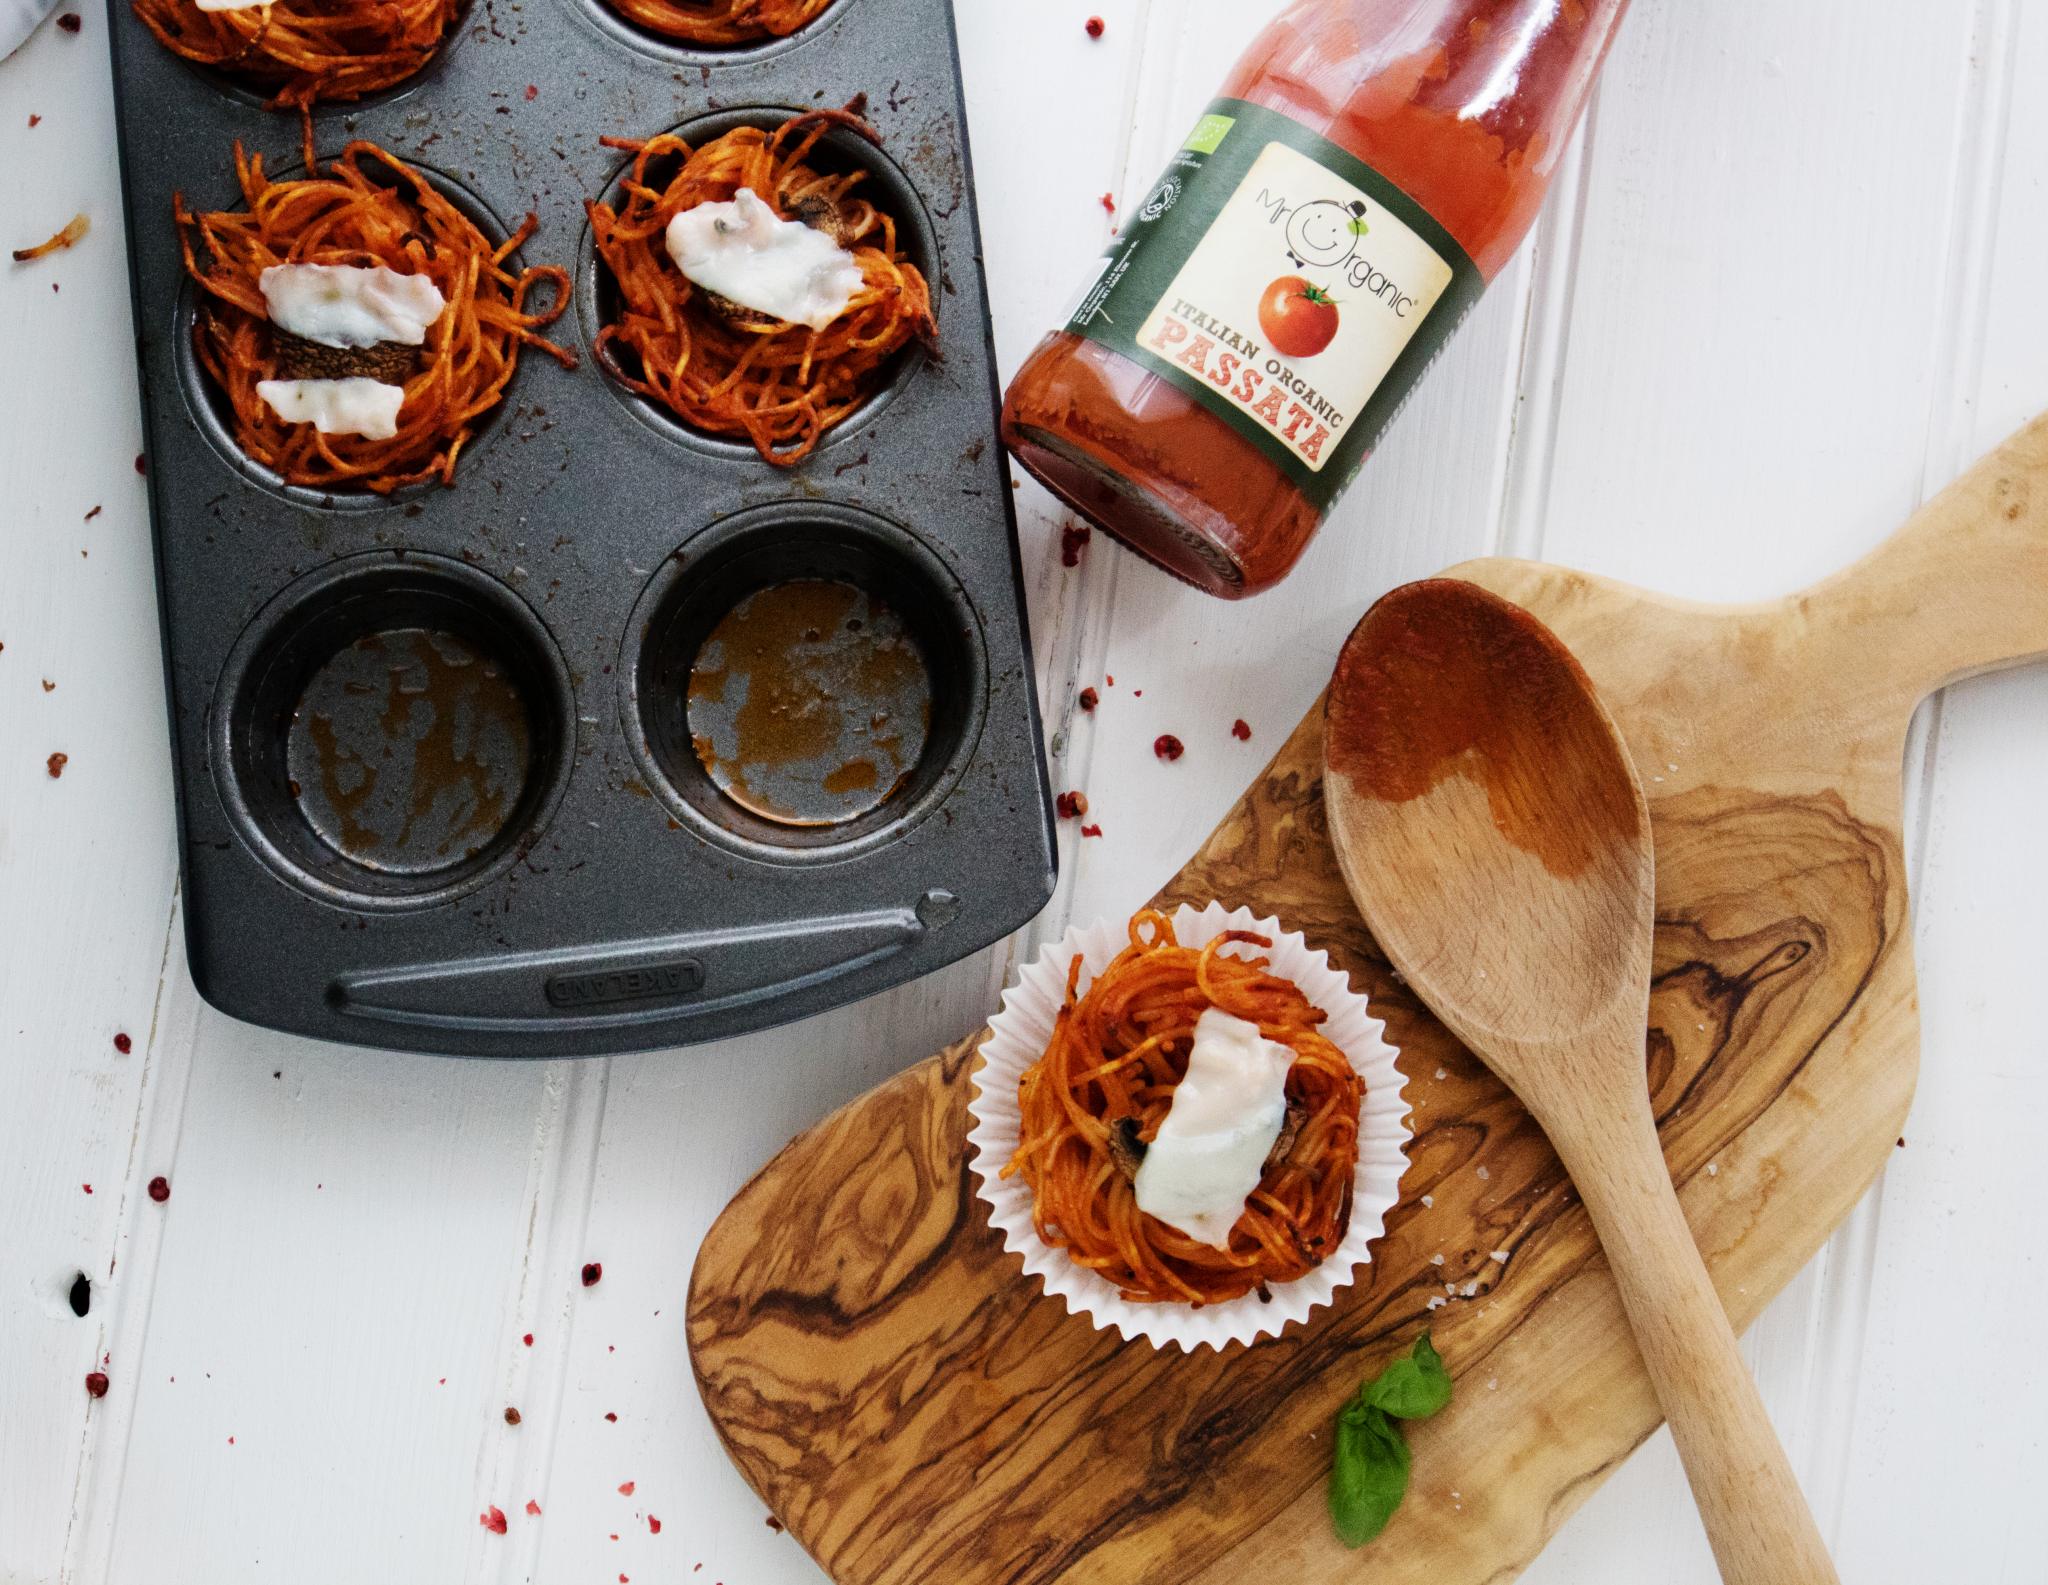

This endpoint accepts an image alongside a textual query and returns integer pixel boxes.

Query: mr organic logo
[1266,193,1422,321]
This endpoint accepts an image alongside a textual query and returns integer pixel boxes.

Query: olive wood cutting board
[686,412,2048,1585]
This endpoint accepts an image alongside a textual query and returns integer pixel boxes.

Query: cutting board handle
[1807,410,2048,713]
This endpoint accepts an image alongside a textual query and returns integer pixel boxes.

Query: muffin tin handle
[327,907,924,1041]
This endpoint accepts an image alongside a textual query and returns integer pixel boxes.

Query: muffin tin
[104,0,1056,1056]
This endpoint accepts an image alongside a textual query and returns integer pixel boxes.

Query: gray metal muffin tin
[104,0,1056,1056]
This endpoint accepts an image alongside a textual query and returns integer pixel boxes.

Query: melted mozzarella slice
[256,378,406,440]
[664,188,864,333]
[259,263,447,349]
[1134,1007,1298,1250]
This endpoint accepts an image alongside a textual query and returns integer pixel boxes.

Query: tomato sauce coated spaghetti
[1003,910,1365,1305]
[174,140,574,494]
[599,0,833,45]
[587,108,936,467]
[132,0,462,112]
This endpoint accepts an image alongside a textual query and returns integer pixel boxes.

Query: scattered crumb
[1486,1377,1498,1391]
[581,1261,603,1287]
[526,1499,542,1516]
[524,83,538,99]
[1060,523,1090,567]
[1099,192,1116,216]
[605,1412,618,1423]
[85,1371,108,1397]
[1077,686,1098,712]
[766,1516,785,1533]
[56,11,81,29]
[148,1176,170,1203]
[649,1516,662,1534]
[1056,790,1088,820]
[41,679,54,692]
[47,751,69,778]
[1080,823,1103,839]
[1153,734,1184,763]
[522,1333,533,1346]
[504,1406,521,1425]
[1085,14,1104,36]
[83,504,101,521]
[113,1032,131,1054]
[479,1506,507,1535]
[618,1481,635,1497]
[1434,1067,1447,1080]
[1231,719,1251,741]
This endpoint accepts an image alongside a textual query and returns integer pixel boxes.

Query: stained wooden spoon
[1323,578,1838,1585]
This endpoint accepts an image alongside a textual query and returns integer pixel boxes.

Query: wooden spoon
[1323,577,1839,1585]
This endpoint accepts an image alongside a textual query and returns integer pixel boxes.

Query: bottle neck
[1223,0,1630,276]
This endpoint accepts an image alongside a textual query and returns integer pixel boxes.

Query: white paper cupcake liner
[967,902,1410,1352]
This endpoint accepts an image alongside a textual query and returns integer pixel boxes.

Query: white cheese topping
[258,263,446,349]
[256,378,406,440]
[1134,1008,1298,1250]
[664,188,864,333]
[194,0,271,11]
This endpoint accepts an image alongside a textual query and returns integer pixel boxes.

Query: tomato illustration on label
[1257,277,1339,359]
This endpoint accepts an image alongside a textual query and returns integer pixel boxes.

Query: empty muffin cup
[624,504,984,860]
[211,553,575,908]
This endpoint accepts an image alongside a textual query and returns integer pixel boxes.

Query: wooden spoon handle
[1553,1092,1840,1585]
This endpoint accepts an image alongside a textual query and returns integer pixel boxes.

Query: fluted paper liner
[967,902,1410,1352]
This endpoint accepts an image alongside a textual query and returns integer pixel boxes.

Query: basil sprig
[1328,1332,1453,1549]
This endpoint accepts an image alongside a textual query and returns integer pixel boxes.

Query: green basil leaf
[1329,1402,1411,1548]
[1360,1331,1451,1421]
[1327,1333,1453,1550]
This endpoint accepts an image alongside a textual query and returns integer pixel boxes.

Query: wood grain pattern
[686,411,2048,1585]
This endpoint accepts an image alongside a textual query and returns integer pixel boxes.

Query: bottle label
[1067,98,1483,510]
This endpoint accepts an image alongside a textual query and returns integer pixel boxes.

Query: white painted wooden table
[4,3,2045,1581]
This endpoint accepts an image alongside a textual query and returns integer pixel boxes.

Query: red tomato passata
[1257,277,1339,359]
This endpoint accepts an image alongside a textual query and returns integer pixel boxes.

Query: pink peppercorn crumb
[480,1506,507,1535]
[82,1183,92,1194]
[1231,719,1252,741]
[605,1411,618,1422]
[649,1516,662,1534]
[1078,687,1098,712]
[1080,823,1103,839]
[56,11,80,29]
[526,1499,542,1516]
[522,1332,533,1346]
[147,1176,169,1203]
[524,83,538,99]
[618,1481,635,1496]
[113,1032,132,1054]
[1153,734,1184,762]
[1060,523,1090,567]
[1085,15,1104,36]
[1099,192,1115,216]
[581,1261,602,1286]
[1055,790,1088,820]
[85,1371,109,1397]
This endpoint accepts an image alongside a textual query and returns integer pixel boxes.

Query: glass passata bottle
[1001,0,1630,598]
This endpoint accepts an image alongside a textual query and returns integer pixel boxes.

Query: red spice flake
[1099,192,1115,216]
[581,1261,602,1286]
[147,1175,169,1202]
[765,1515,785,1532]
[1055,790,1088,820]
[503,1406,521,1425]
[83,504,101,521]
[1084,14,1104,36]
[1132,689,1143,697]
[618,1481,635,1496]
[42,679,54,692]
[604,1411,618,1422]
[82,1183,92,1194]
[47,751,68,778]
[1059,523,1090,567]
[1080,823,1103,839]
[1897,1136,1906,1148]
[1153,734,1185,763]
[1106,674,1115,687]
[1231,719,1252,741]
[648,1516,662,1534]
[523,83,538,99]
[134,453,146,475]
[525,1499,542,1516]
[28,114,41,127]
[522,1332,534,1346]
[479,1506,508,1535]
[56,11,80,29]
[227,1435,235,1444]
[114,1032,132,1054]
[1078,687,1099,712]
[85,1371,109,1397]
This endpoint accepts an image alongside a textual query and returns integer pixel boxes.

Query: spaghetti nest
[1004,910,1366,1306]
[131,0,462,112]
[174,140,575,494]
[599,0,833,46]
[588,108,937,467]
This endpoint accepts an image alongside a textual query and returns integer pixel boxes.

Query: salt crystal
[1430,1254,1445,1266]
[1486,1377,1498,1391]
[1490,1250,1509,1264]
[1427,1296,1446,1310]
[1476,1165,1490,1181]
[1421,1194,1435,1208]
[1434,1067,1448,1081]
[1706,1162,1719,1176]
